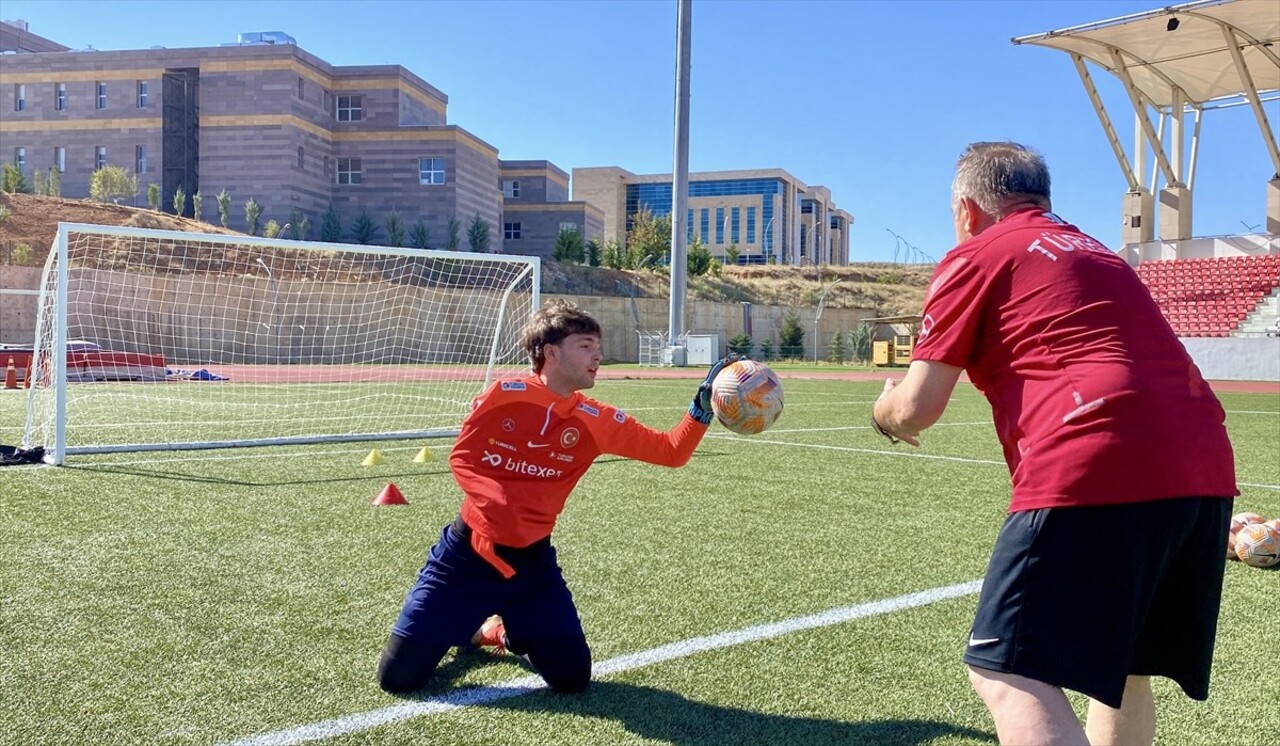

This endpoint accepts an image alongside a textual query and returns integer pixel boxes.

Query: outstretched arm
[870,359,962,447]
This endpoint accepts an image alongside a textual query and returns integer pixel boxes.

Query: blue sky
[3,0,1274,262]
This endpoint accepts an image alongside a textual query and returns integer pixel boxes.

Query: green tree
[1,163,29,194]
[778,309,805,360]
[625,206,671,268]
[585,237,602,267]
[244,197,263,236]
[847,324,873,364]
[215,188,231,227]
[32,169,45,196]
[758,338,776,361]
[192,190,202,222]
[687,236,714,276]
[724,243,740,265]
[601,238,624,269]
[298,216,311,240]
[44,167,60,197]
[264,219,282,239]
[320,205,341,242]
[147,183,161,210]
[466,213,490,252]
[172,185,186,216]
[728,332,754,357]
[352,211,378,244]
[384,210,405,247]
[828,329,846,363]
[446,216,461,250]
[553,227,585,263]
[89,166,137,204]
[408,220,431,250]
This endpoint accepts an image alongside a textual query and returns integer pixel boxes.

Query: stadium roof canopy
[1012,0,1279,109]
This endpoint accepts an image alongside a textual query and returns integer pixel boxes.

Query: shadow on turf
[489,681,997,746]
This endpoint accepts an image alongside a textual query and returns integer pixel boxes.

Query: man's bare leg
[968,666,1089,745]
[1085,675,1155,746]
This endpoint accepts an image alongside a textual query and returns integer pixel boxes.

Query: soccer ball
[1227,512,1267,560]
[710,360,783,435]
[1234,523,1280,568]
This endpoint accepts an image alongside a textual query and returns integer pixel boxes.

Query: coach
[871,141,1236,746]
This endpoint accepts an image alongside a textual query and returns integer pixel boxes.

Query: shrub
[351,211,377,244]
[244,197,262,236]
[89,166,137,204]
[172,185,186,216]
[320,205,341,242]
[0,205,10,223]
[264,220,282,239]
[446,216,461,250]
[758,338,776,361]
[44,167,60,197]
[466,213,490,252]
[1,164,29,194]
[408,220,431,250]
[553,227,584,263]
[828,329,846,363]
[728,332,753,357]
[847,324,873,364]
[778,309,805,359]
[384,210,405,247]
[215,189,231,227]
[12,242,34,266]
[585,237,602,267]
[288,208,305,240]
[192,190,202,222]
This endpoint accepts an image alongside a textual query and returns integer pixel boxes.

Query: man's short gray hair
[951,142,1052,217]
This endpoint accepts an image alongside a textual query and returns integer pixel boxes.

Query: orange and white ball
[1234,523,1280,568]
[1227,512,1267,561]
[710,360,784,435]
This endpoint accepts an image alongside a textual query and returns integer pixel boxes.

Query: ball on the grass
[1228,512,1267,561]
[710,359,783,435]
[1234,523,1280,569]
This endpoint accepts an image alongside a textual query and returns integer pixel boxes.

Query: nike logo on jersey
[527,441,549,448]
[967,636,1000,647]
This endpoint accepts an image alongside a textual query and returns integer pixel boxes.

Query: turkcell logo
[577,402,599,417]
[501,381,527,391]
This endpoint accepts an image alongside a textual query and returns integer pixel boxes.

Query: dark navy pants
[377,521,591,694]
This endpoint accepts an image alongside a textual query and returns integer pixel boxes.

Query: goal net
[23,224,540,464]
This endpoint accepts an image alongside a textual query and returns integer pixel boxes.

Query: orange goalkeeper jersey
[453,374,707,573]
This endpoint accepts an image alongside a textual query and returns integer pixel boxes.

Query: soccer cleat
[470,614,507,653]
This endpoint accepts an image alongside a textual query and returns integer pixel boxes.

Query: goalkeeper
[377,299,738,694]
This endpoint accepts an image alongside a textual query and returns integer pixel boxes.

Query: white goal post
[23,223,540,464]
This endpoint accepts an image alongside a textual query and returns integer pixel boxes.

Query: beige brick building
[0,25,586,259]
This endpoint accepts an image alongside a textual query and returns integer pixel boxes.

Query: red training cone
[372,482,408,506]
[3,357,16,390]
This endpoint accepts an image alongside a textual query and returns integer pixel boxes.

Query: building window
[504,222,521,240]
[95,146,107,170]
[54,147,65,173]
[559,222,578,234]
[297,76,305,99]
[136,145,147,174]
[502,179,520,199]
[336,94,362,122]
[746,206,757,244]
[337,157,361,185]
[700,208,709,243]
[55,82,65,111]
[96,82,107,109]
[687,209,694,242]
[297,146,304,170]
[731,207,740,244]
[418,157,445,185]
[14,148,25,172]
[14,84,25,112]
[137,80,148,108]
[715,207,725,244]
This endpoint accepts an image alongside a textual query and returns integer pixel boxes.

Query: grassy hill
[0,192,932,315]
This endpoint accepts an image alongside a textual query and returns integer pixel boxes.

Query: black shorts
[964,496,1232,708]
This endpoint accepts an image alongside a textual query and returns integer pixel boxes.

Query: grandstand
[1136,254,1280,337]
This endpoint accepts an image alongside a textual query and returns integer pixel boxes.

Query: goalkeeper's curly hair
[522,299,601,373]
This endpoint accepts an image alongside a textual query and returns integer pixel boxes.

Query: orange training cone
[23,363,31,389]
[373,482,408,506]
[3,358,16,390]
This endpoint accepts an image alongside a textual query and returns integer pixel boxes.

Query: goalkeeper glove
[688,353,743,425]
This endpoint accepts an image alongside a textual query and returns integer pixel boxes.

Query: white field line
[221,580,983,746]
[1224,410,1280,415]
[1239,482,1280,491]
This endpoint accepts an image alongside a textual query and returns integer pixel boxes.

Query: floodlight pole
[763,215,774,262]
[667,0,693,365]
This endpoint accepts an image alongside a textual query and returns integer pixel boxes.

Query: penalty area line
[221,580,982,746]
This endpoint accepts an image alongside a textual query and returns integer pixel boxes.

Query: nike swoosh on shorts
[968,636,1000,646]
